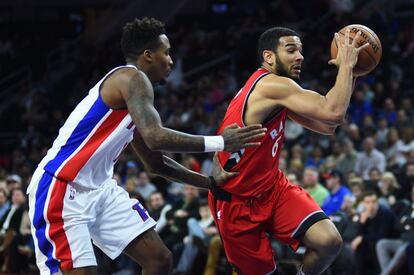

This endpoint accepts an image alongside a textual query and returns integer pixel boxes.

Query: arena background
[0,0,414,274]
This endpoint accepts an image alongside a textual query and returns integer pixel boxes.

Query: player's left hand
[211,153,239,185]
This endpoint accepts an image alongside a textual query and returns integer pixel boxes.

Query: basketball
[330,24,382,76]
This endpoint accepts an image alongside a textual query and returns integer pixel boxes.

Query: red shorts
[208,178,327,275]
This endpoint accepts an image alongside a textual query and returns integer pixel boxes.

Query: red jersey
[217,68,288,198]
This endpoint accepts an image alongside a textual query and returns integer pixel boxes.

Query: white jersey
[37,65,138,189]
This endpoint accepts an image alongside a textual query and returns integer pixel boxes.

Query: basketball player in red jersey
[209,27,369,275]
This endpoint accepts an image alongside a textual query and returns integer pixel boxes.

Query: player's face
[150,34,173,85]
[275,36,303,80]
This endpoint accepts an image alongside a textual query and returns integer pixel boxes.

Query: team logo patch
[132,201,149,221]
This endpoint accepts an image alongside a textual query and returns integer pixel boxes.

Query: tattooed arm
[130,131,237,190]
[120,70,266,152]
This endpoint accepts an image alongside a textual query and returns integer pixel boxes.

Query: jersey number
[272,135,282,157]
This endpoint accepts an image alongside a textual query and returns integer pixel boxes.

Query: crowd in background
[0,0,414,274]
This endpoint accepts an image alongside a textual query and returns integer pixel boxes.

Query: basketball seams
[337,31,378,66]
[352,25,382,53]
[339,25,382,64]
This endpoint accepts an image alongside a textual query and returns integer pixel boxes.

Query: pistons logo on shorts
[132,201,149,221]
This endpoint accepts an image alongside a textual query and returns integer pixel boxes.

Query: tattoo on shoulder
[128,72,154,102]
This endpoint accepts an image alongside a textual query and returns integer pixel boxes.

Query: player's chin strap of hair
[209,176,232,202]
[204,136,224,152]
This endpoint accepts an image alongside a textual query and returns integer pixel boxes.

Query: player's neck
[126,61,156,84]
[127,61,143,71]
[261,63,275,74]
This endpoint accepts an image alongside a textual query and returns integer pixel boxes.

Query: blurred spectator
[164,185,201,263]
[348,90,373,127]
[286,173,300,186]
[406,241,414,275]
[148,191,172,236]
[355,137,386,180]
[351,191,396,275]
[380,98,398,126]
[322,170,354,216]
[175,200,216,274]
[135,171,157,201]
[322,141,342,173]
[284,118,304,146]
[0,188,26,235]
[378,171,401,207]
[0,189,10,220]
[203,235,224,275]
[376,186,414,275]
[5,174,22,194]
[398,162,414,200]
[375,117,389,150]
[302,167,329,206]
[385,128,402,165]
[0,188,28,272]
[336,138,358,178]
[305,146,325,169]
[348,177,365,213]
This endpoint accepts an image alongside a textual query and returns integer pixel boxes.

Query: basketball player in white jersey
[27,17,266,275]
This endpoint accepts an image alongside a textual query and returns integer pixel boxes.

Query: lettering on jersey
[270,121,284,157]
[132,201,149,221]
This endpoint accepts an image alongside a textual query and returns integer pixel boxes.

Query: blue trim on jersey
[33,172,59,274]
[44,95,110,174]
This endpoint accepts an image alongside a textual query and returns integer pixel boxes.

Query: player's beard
[275,54,300,81]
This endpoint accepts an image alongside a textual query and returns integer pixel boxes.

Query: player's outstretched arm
[122,70,266,153]
[258,28,368,126]
[130,132,237,191]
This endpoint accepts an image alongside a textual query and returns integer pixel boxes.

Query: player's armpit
[287,111,338,135]
[121,71,205,152]
[258,75,345,125]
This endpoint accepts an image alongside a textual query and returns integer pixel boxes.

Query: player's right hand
[328,28,369,70]
[221,123,266,152]
[211,152,239,186]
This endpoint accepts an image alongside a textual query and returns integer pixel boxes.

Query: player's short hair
[121,17,166,62]
[257,27,300,63]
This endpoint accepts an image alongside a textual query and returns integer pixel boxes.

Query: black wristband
[209,176,217,189]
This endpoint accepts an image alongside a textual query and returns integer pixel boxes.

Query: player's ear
[262,50,274,66]
[143,49,152,63]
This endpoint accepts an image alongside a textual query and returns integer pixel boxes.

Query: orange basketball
[330,24,382,76]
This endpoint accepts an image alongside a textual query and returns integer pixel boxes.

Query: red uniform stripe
[46,179,73,270]
[57,110,128,181]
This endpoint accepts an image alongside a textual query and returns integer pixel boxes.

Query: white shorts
[28,168,156,275]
